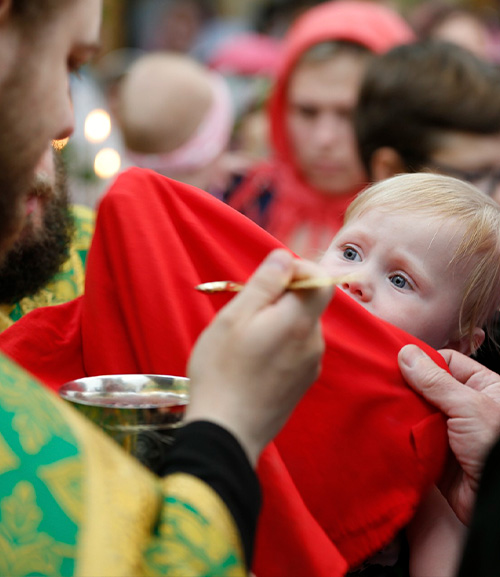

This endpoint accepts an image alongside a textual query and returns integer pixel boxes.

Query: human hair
[345,172,500,352]
[355,40,500,175]
[11,0,69,25]
[298,40,372,66]
[253,0,328,35]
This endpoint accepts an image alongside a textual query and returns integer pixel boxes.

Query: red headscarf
[227,1,415,258]
[208,32,282,77]
[0,168,448,576]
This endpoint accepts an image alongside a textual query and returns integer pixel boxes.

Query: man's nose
[342,278,372,302]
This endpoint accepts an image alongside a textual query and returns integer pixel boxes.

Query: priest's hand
[186,249,333,466]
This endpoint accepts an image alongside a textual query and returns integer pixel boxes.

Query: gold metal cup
[59,374,189,474]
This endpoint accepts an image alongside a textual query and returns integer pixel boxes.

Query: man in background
[355,40,500,200]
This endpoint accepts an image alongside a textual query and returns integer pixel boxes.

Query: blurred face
[160,0,203,52]
[321,209,471,349]
[287,52,369,195]
[432,13,490,61]
[427,130,500,204]
[0,0,101,256]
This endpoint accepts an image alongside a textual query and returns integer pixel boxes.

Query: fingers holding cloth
[399,344,500,522]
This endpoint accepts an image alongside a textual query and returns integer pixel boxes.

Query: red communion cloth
[0,168,448,575]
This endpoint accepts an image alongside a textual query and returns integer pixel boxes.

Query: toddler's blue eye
[390,274,408,289]
[343,247,359,261]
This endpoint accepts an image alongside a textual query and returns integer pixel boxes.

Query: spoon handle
[195,275,352,294]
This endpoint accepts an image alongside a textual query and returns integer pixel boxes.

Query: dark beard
[0,160,75,305]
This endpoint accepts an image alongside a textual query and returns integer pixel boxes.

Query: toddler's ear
[449,327,485,356]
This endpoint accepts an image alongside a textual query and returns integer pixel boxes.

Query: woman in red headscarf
[224,1,414,259]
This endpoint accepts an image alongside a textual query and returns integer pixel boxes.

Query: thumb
[227,249,294,320]
[398,344,475,417]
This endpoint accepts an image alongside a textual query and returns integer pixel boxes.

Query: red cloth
[0,168,449,575]
[226,1,415,258]
[0,296,84,390]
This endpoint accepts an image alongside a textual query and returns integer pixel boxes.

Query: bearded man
[0,3,335,577]
[0,145,94,331]
[0,0,101,254]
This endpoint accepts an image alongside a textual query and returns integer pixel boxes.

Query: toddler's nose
[342,278,372,302]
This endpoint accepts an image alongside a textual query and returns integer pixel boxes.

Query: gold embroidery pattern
[0,365,68,455]
[6,204,95,325]
[0,355,83,522]
[38,458,84,525]
[16,250,83,318]
[0,482,75,576]
[60,400,161,577]
[0,433,19,476]
[71,204,95,250]
[0,305,14,332]
[0,351,246,577]
[144,474,246,577]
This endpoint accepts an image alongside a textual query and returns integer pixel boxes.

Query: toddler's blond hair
[345,173,500,352]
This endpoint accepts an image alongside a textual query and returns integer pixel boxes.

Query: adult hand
[186,249,334,466]
[399,344,500,524]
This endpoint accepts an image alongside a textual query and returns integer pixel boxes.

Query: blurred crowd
[65,0,500,208]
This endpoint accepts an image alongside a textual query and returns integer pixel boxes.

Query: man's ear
[448,327,485,356]
[370,147,406,182]
[0,0,12,24]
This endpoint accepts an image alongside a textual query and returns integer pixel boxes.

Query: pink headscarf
[208,33,282,77]
[127,72,234,174]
